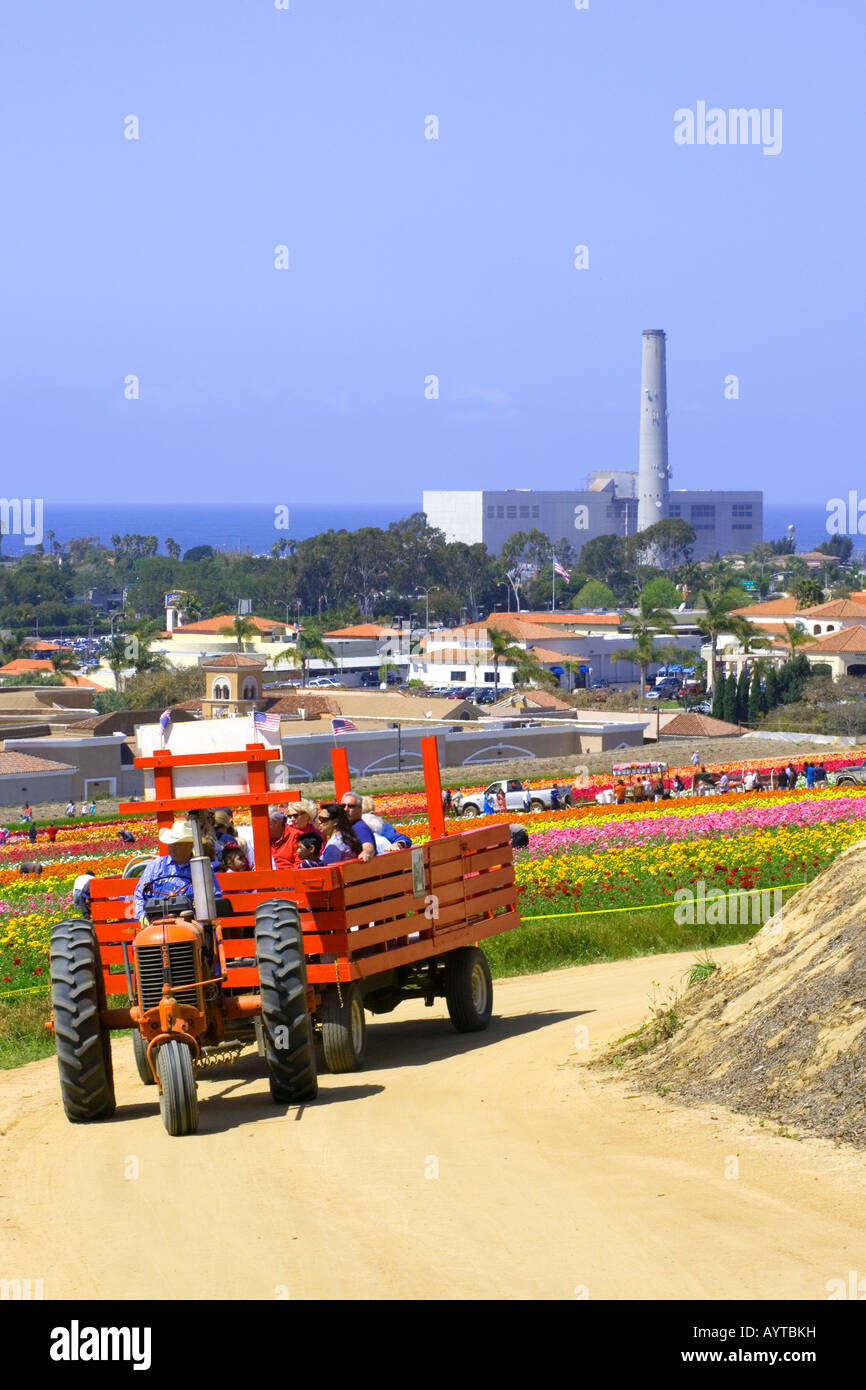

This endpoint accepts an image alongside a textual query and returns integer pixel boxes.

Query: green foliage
[722,670,736,724]
[122,665,205,709]
[815,535,853,561]
[711,675,724,720]
[764,664,780,709]
[0,671,64,686]
[748,666,762,724]
[641,575,680,609]
[776,653,812,706]
[793,577,824,608]
[736,666,750,724]
[92,689,129,714]
[575,579,615,609]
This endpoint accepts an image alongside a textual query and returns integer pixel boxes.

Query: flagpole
[552,557,556,613]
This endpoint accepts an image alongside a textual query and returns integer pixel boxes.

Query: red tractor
[49,729,520,1135]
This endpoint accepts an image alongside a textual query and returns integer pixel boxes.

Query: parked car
[307,676,345,688]
[832,764,866,786]
[473,689,498,705]
[453,779,561,816]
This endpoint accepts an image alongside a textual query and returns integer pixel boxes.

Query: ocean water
[762,503,835,552]
[0,502,415,558]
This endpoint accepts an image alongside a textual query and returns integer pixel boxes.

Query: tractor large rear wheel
[321,983,367,1072]
[156,1040,199,1136]
[50,919,116,1122]
[444,946,493,1033]
[132,1028,156,1085]
[255,899,318,1103]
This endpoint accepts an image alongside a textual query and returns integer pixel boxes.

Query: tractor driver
[133,819,228,927]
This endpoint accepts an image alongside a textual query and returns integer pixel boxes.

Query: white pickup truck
[453,779,566,817]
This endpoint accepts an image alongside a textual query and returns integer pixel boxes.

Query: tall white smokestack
[637,329,670,535]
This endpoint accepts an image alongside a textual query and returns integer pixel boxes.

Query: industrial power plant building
[424,330,762,563]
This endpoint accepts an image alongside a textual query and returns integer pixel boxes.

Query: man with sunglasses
[339,792,377,861]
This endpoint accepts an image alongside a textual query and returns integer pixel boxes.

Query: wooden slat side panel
[456,824,512,852]
[340,868,415,907]
[346,918,434,953]
[433,888,518,933]
[342,892,428,930]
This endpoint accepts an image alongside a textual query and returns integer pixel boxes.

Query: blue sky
[1,0,863,506]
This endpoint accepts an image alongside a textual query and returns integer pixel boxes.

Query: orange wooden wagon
[48,728,521,1135]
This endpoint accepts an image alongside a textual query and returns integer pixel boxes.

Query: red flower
[12,956,21,965]
[32,968,42,976]
[3,976,10,982]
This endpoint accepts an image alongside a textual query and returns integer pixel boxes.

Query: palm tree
[698,588,761,692]
[273,628,337,684]
[781,622,812,659]
[220,616,258,652]
[49,648,79,678]
[511,651,558,690]
[487,627,530,701]
[165,537,181,562]
[103,635,131,693]
[611,592,678,706]
[612,631,672,705]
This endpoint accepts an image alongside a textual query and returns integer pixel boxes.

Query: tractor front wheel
[255,899,318,1104]
[156,1039,199,1136]
[321,983,367,1072]
[444,947,493,1033]
[50,919,116,1123]
[132,1028,156,1085]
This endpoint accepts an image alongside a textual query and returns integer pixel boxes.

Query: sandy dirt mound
[619,839,866,1146]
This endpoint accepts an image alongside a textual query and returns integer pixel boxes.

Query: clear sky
[1,0,863,506]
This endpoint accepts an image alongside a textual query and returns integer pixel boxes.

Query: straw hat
[158,820,195,846]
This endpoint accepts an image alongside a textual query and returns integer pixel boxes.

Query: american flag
[331,716,357,733]
[553,557,570,581]
[253,710,281,733]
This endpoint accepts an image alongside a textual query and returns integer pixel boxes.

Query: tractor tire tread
[255,900,318,1103]
[49,920,116,1122]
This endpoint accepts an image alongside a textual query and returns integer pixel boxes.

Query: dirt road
[3,947,866,1301]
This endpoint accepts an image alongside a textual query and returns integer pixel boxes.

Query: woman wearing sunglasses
[282,798,324,866]
[297,803,363,867]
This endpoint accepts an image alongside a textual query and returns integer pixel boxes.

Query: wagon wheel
[156,1039,199,1136]
[444,947,493,1033]
[50,919,116,1123]
[132,1028,156,1085]
[321,983,367,1073]
[255,898,318,1104]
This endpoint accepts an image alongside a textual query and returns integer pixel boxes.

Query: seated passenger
[361,796,401,843]
[339,792,377,861]
[295,832,324,866]
[222,844,250,872]
[314,803,364,865]
[132,820,226,924]
[283,800,324,865]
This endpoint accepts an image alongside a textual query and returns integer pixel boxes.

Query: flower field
[3,770,866,1003]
